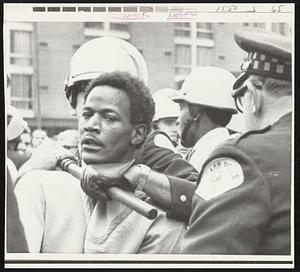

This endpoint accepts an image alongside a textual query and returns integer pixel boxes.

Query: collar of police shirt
[186,127,239,172]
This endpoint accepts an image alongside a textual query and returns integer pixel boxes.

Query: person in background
[152,88,180,147]
[172,66,240,172]
[17,131,33,157]
[7,105,30,172]
[180,27,292,255]
[31,129,47,149]
[55,129,79,156]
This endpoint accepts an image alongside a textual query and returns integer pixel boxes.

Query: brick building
[4,22,291,136]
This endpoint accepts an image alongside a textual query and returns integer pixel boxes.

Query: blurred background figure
[31,129,47,149]
[55,129,79,155]
[7,105,30,173]
[17,131,33,157]
[152,88,180,147]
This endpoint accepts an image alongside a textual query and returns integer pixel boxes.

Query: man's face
[32,131,47,148]
[177,101,195,147]
[17,133,32,154]
[156,117,178,144]
[79,85,135,164]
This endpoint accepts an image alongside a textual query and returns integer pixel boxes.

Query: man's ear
[131,124,147,145]
[250,79,263,114]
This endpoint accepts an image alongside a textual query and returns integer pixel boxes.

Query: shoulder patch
[154,133,177,152]
[195,157,244,201]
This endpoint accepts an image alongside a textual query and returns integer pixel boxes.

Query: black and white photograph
[4,3,294,269]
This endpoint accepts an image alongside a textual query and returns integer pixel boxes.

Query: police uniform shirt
[135,130,198,222]
[185,127,239,172]
[180,113,291,255]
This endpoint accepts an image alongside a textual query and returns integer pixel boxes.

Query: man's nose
[84,114,101,133]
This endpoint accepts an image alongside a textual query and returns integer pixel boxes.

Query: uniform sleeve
[135,131,198,221]
[138,212,186,254]
[180,146,272,254]
[14,170,46,253]
[167,176,196,222]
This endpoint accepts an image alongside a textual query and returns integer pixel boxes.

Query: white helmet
[173,66,238,114]
[64,37,148,109]
[7,106,27,141]
[65,37,148,88]
[152,89,180,122]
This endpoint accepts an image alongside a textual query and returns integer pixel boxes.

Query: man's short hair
[84,71,155,133]
[256,76,292,97]
[204,107,233,127]
[190,104,233,127]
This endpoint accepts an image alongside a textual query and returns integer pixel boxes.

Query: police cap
[233,27,292,93]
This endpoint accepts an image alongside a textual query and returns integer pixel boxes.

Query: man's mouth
[81,136,104,152]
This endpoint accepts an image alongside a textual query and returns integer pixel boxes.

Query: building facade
[4,22,291,136]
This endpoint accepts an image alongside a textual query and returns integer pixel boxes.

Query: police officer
[180,27,292,254]
[7,105,30,174]
[172,66,241,172]
[152,88,180,147]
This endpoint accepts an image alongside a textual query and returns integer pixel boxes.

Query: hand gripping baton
[57,158,158,220]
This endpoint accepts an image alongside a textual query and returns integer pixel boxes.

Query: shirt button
[180,195,187,203]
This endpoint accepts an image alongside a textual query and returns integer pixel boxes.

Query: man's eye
[82,111,92,119]
[104,115,117,122]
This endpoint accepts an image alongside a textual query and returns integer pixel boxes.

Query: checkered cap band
[241,51,291,81]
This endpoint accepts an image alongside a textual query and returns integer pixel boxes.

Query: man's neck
[257,97,292,129]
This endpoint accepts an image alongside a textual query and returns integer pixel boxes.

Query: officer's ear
[250,78,263,114]
[131,123,147,146]
[189,105,202,121]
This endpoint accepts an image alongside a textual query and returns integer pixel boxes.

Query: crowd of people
[6,27,292,255]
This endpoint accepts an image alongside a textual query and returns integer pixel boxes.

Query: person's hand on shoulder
[17,138,76,183]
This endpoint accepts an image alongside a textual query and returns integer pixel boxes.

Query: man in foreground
[15,71,185,253]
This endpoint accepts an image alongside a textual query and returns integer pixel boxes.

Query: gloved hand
[80,160,136,200]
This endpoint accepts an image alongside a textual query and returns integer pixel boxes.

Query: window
[272,23,286,36]
[175,29,191,38]
[197,46,214,66]
[175,44,191,65]
[110,23,129,32]
[10,74,33,110]
[197,23,212,30]
[10,30,32,66]
[175,23,191,38]
[197,32,213,39]
[6,23,34,115]
[175,23,191,28]
[252,23,265,28]
[84,22,104,29]
[175,44,191,77]
[84,22,130,40]
[196,22,213,40]
[174,22,215,83]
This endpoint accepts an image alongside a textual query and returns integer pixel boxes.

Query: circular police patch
[195,157,244,201]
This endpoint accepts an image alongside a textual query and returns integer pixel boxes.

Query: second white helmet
[173,66,237,114]
[152,89,180,121]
